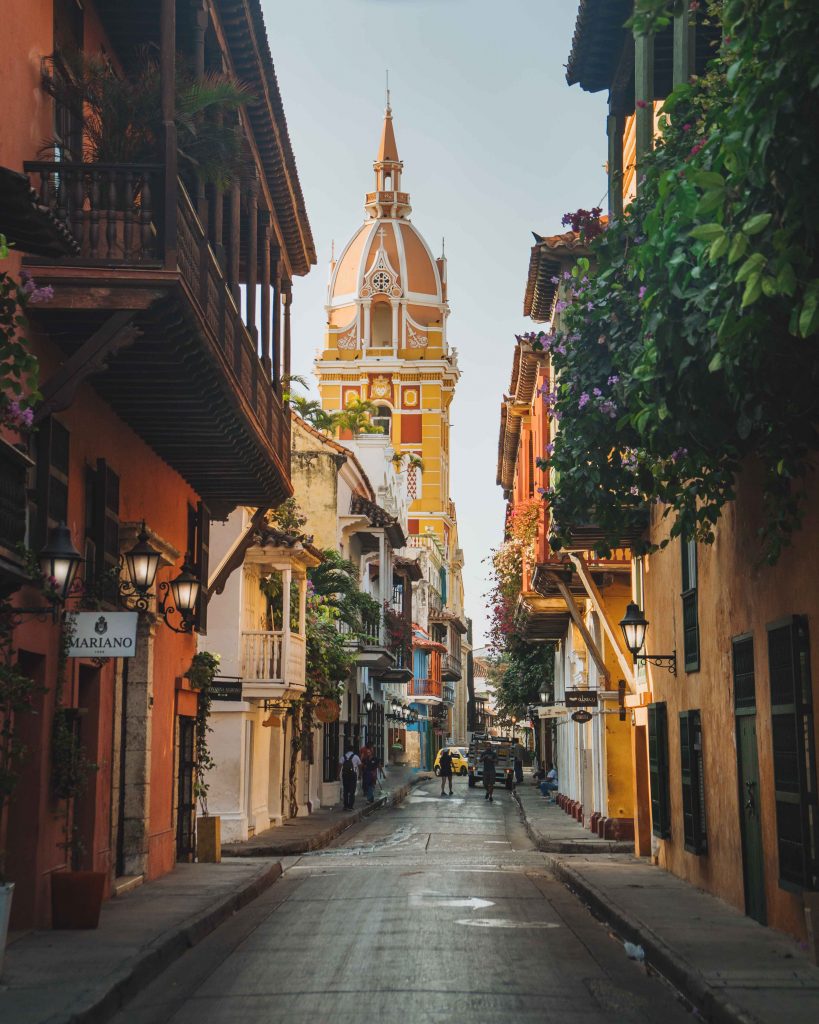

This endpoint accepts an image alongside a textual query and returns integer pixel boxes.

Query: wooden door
[733,635,767,924]
[176,717,196,862]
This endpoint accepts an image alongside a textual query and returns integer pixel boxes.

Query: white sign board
[537,706,570,720]
[67,612,138,658]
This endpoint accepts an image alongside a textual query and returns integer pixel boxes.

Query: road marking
[409,892,495,910]
[484,840,511,844]
[456,918,561,929]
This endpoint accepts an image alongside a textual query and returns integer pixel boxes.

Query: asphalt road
[114,777,694,1024]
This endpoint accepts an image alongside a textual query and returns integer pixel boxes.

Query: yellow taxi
[433,747,468,777]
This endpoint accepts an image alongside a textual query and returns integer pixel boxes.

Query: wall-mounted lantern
[619,602,677,676]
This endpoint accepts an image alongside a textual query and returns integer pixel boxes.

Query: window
[371,301,392,346]
[323,720,340,782]
[648,701,671,838]
[34,418,70,548]
[84,459,120,603]
[680,710,707,854]
[372,404,392,436]
[767,616,819,890]
[732,635,756,711]
[681,539,700,672]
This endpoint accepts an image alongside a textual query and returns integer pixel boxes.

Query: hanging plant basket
[314,697,340,724]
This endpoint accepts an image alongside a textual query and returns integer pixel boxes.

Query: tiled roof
[565,0,632,93]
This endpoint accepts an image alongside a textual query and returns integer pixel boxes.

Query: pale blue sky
[264,0,607,645]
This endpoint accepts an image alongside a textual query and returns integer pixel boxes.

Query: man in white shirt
[339,746,362,809]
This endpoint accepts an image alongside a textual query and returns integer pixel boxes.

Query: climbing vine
[537,0,819,563]
[186,650,220,816]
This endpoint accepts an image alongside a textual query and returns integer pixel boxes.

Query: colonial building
[0,0,313,927]
[314,102,467,767]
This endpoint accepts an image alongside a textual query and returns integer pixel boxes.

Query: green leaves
[797,280,819,337]
[743,213,772,235]
[690,223,725,241]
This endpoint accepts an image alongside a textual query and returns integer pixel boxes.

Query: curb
[511,789,633,854]
[56,859,283,1024]
[546,856,760,1024]
[222,773,431,858]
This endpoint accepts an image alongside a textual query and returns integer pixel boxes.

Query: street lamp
[539,689,549,706]
[619,602,677,676]
[158,559,201,633]
[363,692,374,715]
[124,523,162,594]
[39,523,83,601]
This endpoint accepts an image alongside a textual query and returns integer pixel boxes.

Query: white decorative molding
[407,324,428,348]
[337,327,359,350]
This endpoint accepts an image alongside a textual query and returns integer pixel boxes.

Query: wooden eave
[565,0,632,93]
[26,265,291,510]
[524,229,593,322]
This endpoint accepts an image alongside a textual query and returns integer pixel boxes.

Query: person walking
[438,748,454,796]
[361,749,379,803]
[339,745,361,810]
[513,741,525,786]
[481,745,498,802]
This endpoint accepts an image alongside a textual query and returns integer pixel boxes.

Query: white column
[281,566,292,681]
[297,574,307,635]
[363,300,371,347]
[391,300,399,355]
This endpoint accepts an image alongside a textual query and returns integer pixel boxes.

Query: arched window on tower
[372,405,392,437]
[371,301,392,347]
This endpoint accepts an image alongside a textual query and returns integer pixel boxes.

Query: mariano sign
[66,612,138,658]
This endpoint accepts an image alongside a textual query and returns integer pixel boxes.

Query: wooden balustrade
[408,677,442,700]
[242,630,283,682]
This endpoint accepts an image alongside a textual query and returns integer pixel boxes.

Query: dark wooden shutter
[94,459,119,601]
[35,417,70,548]
[680,709,707,854]
[648,701,671,838]
[681,539,700,672]
[194,501,210,634]
[767,616,818,891]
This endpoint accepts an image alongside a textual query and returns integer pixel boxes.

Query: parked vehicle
[467,734,515,789]
[433,747,468,776]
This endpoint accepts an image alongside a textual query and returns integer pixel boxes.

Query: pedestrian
[438,747,454,796]
[540,763,558,801]
[513,741,525,785]
[362,749,379,803]
[339,745,361,810]
[481,745,498,802]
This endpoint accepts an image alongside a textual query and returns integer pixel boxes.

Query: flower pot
[314,698,340,724]
[51,871,106,929]
[197,815,221,863]
[0,883,14,976]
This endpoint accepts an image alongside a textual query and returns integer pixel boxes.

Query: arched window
[371,301,392,346]
[372,404,392,436]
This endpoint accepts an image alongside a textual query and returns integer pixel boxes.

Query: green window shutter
[680,709,707,854]
[648,701,671,838]
[681,539,700,672]
[767,616,819,891]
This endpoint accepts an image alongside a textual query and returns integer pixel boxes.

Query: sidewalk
[513,782,633,853]
[0,859,282,1024]
[222,765,429,857]
[513,786,819,1023]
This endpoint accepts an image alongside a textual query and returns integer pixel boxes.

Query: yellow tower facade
[315,104,461,557]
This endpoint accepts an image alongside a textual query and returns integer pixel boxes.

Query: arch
[373,404,392,437]
[371,301,392,347]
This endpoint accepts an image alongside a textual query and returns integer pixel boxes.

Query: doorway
[732,635,767,924]
[176,716,196,862]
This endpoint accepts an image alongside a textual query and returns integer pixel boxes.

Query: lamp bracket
[636,652,677,676]
[157,581,196,634]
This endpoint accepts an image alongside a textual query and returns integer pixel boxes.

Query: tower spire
[367,82,409,219]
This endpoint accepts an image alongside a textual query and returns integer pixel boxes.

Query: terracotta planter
[314,698,340,724]
[51,871,106,929]
[0,883,13,976]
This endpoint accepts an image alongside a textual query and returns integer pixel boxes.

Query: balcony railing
[360,607,383,646]
[443,684,456,704]
[241,630,305,686]
[23,161,290,501]
[442,652,462,680]
[407,677,442,700]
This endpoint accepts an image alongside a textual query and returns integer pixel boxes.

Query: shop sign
[67,612,138,657]
[565,689,598,708]
[210,679,243,701]
[571,710,593,724]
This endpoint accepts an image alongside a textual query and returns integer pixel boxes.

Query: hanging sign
[66,612,138,658]
[210,679,243,701]
[571,710,593,724]
[565,689,598,708]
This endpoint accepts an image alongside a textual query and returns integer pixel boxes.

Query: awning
[0,166,79,258]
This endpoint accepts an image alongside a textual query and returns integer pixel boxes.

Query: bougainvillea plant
[534,0,819,564]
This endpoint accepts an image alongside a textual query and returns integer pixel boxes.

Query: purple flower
[554,343,566,356]
[562,271,572,281]
[607,375,620,386]
[29,285,54,303]
[587,302,594,311]
[600,399,618,419]
[550,275,560,285]
[593,387,602,397]
[638,286,647,300]
[536,486,546,496]
[578,392,590,410]
[670,447,688,462]
[554,300,568,313]
[544,441,555,457]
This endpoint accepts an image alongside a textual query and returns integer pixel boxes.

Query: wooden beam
[34,311,140,422]
[634,31,654,171]
[545,571,610,685]
[569,553,637,692]
[208,507,270,597]
[673,5,694,87]
[261,213,272,374]
[247,178,258,346]
[229,183,241,305]
[160,0,178,270]
[607,106,625,219]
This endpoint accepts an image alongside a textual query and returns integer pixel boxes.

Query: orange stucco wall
[645,460,819,940]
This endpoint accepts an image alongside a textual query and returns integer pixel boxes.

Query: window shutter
[648,701,671,838]
[680,709,707,854]
[194,501,210,634]
[681,540,700,672]
[767,616,818,891]
[35,418,70,548]
[93,459,119,601]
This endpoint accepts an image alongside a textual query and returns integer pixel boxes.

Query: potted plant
[187,652,221,862]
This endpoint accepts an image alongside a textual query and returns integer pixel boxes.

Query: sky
[264,0,607,646]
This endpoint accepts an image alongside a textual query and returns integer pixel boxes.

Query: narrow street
[114,781,693,1024]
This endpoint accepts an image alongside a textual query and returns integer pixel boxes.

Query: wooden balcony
[407,677,442,702]
[241,629,306,699]
[442,684,456,705]
[22,161,291,512]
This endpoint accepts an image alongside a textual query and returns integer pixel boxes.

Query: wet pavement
[112,777,695,1023]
